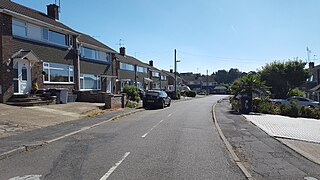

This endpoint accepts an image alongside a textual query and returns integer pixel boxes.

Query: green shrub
[186,90,196,97]
[253,98,277,114]
[230,97,240,112]
[287,88,304,97]
[123,85,140,102]
[279,102,300,118]
[125,100,138,108]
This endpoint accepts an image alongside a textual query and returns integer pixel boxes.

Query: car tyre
[161,101,165,109]
[168,101,171,107]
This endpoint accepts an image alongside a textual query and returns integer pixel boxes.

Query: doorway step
[6,94,56,106]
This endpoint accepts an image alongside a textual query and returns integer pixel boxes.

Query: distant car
[143,90,171,109]
[270,96,320,108]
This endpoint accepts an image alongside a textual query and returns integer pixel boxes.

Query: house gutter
[1,8,79,36]
[80,41,116,54]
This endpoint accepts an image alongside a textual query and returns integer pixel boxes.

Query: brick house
[148,60,163,90]
[0,1,117,104]
[114,47,151,93]
[161,69,184,91]
[0,1,80,103]
[78,33,116,93]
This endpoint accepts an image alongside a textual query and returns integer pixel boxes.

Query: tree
[231,73,267,97]
[258,60,311,98]
[214,68,244,84]
[214,70,228,84]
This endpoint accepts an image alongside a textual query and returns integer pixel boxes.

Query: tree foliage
[214,68,245,84]
[258,60,311,98]
[231,73,267,96]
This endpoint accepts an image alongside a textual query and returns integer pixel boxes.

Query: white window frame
[80,74,101,90]
[12,18,69,47]
[12,19,27,37]
[43,62,74,84]
[120,62,134,71]
[137,66,147,73]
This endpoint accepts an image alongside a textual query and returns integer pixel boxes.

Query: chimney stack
[170,69,173,73]
[47,4,59,20]
[149,60,153,67]
[119,47,125,56]
[309,62,315,69]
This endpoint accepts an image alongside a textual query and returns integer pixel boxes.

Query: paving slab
[243,114,320,143]
[215,100,320,179]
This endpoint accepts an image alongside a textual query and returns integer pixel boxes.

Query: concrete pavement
[0,102,117,138]
[215,99,320,179]
[0,102,142,159]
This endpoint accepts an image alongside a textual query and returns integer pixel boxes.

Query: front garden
[230,59,320,119]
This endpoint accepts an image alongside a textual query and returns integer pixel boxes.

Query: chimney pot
[47,4,59,20]
[119,47,125,56]
[149,60,153,67]
[309,62,315,69]
[170,69,173,73]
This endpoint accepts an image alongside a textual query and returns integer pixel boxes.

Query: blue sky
[12,0,320,75]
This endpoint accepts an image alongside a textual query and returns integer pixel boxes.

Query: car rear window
[147,92,159,96]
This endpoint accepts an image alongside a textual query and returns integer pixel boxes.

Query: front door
[13,59,31,94]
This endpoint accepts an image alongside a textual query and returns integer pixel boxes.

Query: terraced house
[78,34,116,93]
[0,1,78,103]
[114,47,151,93]
[0,0,117,104]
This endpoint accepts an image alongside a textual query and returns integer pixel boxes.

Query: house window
[81,47,110,62]
[48,30,67,45]
[152,71,160,77]
[161,75,167,80]
[12,18,69,46]
[43,62,74,83]
[12,19,27,37]
[137,66,147,73]
[80,74,101,90]
[120,62,134,71]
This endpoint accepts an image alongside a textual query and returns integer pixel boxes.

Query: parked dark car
[143,90,171,109]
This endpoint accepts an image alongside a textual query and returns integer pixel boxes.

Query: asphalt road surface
[1,95,245,180]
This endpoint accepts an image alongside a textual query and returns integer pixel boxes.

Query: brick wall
[0,13,14,103]
[105,94,126,109]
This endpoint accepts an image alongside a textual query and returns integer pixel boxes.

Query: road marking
[9,175,42,180]
[100,152,130,180]
[141,119,164,138]
[168,113,173,117]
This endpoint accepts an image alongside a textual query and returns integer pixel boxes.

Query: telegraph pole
[206,69,209,95]
[174,49,177,96]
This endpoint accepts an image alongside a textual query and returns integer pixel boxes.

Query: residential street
[0,95,245,180]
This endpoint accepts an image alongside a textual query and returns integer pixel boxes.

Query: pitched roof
[78,34,116,53]
[0,0,76,33]
[115,54,149,68]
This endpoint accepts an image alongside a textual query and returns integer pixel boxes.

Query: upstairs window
[152,71,160,77]
[43,28,68,46]
[137,66,147,73]
[120,62,134,71]
[161,75,167,80]
[81,47,111,62]
[12,18,69,47]
[12,19,27,37]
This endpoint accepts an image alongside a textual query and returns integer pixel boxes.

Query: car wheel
[167,101,171,107]
[161,101,165,109]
